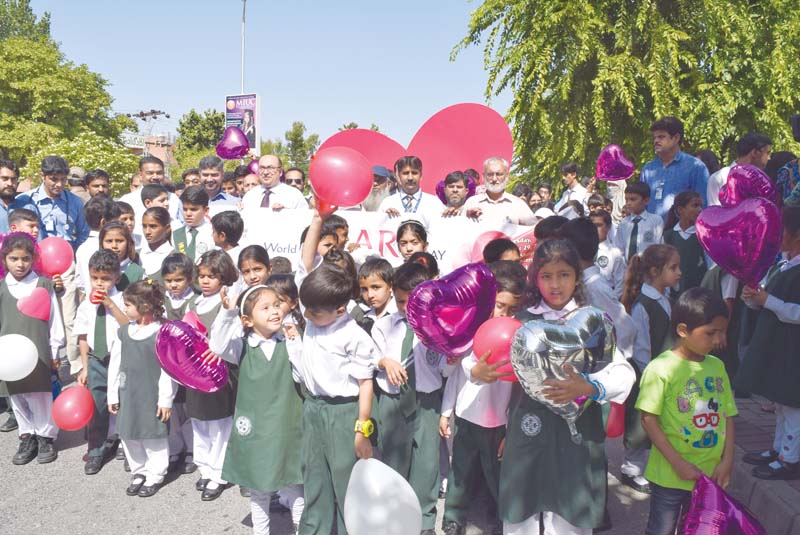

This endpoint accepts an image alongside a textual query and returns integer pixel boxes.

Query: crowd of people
[1,114,799,535]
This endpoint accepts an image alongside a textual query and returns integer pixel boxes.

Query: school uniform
[500,300,634,534]
[1,273,64,441]
[663,223,707,297]
[377,188,443,229]
[614,210,663,262]
[164,288,198,461]
[372,312,447,531]
[73,288,125,459]
[291,313,377,535]
[75,229,100,294]
[139,241,175,280]
[595,239,626,299]
[582,266,635,361]
[116,258,145,292]
[701,267,744,379]
[108,322,177,486]
[172,221,214,263]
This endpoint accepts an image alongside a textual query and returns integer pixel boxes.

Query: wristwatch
[354,419,374,438]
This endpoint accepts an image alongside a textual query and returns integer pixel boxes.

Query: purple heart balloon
[248,159,259,175]
[719,164,776,206]
[406,262,496,357]
[435,175,478,205]
[156,320,229,393]
[215,126,250,160]
[696,198,782,287]
[595,144,635,181]
[683,476,766,535]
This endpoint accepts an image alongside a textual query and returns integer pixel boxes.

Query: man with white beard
[361,165,393,212]
[462,157,536,225]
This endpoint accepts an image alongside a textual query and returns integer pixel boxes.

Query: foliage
[454,0,800,187]
[259,121,320,177]
[175,108,225,151]
[339,122,380,132]
[20,132,139,198]
[0,0,50,41]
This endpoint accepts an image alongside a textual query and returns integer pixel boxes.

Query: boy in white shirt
[614,182,663,263]
[211,211,244,268]
[173,186,214,262]
[75,196,119,296]
[357,257,397,325]
[590,210,627,298]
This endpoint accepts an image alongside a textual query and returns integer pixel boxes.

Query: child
[186,250,239,501]
[99,222,143,292]
[174,186,213,262]
[270,256,292,275]
[211,285,305,534]
[8,208,40,240]
[637,287,736,534]
[211,211,244,267]
[140,183,169,210]
[2,234,65,465]
[494,239,634,535]
[108,280,178,497]
[299,223,338,261]
[619,244,682,493]
[76,196,120,295]
[736,205,800,480]
[663,191,706,297]
[397,220,428,261]
[533,215,568,242]
[408,252,440,279]
[74,250,129,475]
[139,207,174,280]
[589,210,626,298]
[372,262,443,533]
[482,238,521,263]
[358,257,395,321]
[85,169,110,198]
[221,173,238,197]
[439,260,526,535]
[323,214,350,251]
[586,193,606,213]
[266,274,305,334]
[615,182,664,263]
[238,245,272,287]
[115,201,139,247]
[294,264,378,534]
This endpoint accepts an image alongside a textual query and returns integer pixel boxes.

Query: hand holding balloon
[741,285,768,307]
[711,452,734,488]
[470,351,514,383]
[108,403,119,415]
[52,274,64,293]
[542,365,595,405]
[200,348,221,366]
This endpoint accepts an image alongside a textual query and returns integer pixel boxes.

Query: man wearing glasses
[462,157,535,225]
[241,154,307,212]
[284,167,313,207]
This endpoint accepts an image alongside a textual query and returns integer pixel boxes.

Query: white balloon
[0,334,38,381]
[344,458,422,535]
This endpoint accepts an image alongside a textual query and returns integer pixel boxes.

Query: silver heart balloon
[510,306,615,443]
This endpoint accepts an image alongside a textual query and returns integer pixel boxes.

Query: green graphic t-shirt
[636,350,738,490]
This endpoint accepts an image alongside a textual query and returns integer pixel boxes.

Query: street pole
[241,0,246,94]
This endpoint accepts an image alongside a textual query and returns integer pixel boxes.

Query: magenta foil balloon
[248,159,259,175]
[406,262,496,357]
[156,321,229,393]
[719,164,777,206]
[684,476,766,535]
[595,144,635,181]
[215,126,250,160]
[435,175,478,205]
[696,198,782,287]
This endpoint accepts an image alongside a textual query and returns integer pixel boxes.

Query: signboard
[225,93,260,156]
[120,131,146,149]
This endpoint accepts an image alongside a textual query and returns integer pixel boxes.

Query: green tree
[175,108,225,151]
[338,122,380,132]
[284,121,319,176]
[454,0,800,187]
[0,0,51,41]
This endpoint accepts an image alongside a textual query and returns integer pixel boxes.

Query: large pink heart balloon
[406,263,497,357]
[696,198,782,287]
[156,320,228,393]
[718,164,777,206]
[683,476,766,535]
[216,126,250,160]
[595,144,636,181]
[317,103,513,194]
[17,287,51,321]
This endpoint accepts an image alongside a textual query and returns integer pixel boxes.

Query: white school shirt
[372,312,446,395]
[365,298,397,321]
[553,183,589,212]
[176,220,215,260]
[743,255,800,324]
[582,265,635,361]
[167,286,195,311]
[525,299,634,404]
[462,192,536,225]
[441,353,512,429]
[118,190,183,243]
[241,183,308,212]
[107,322,177,408]
[75,230,100,293]
[294,313,377,397]
[139,241,174,276]
[5,272,65,362]
[595,239,626,298]
[614,211,664,262]
[630,283,672,371]
[73,288,125,353]
[378,189,444,230]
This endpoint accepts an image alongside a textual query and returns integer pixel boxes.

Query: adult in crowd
[553,162,589,212]
[241,154,308,211]
[694,149,721,176]
[378,156,443,228]
[118,156,182,226]
[198,155,239,207]
[284,167,313,207]
[84,169,110,198]
[232,164,250,196]
[0,159,19,233]
[128,172,142,193]
[361,165,394,212]
[440,171,470,217]
[536,182,555,210]
[707,132,772,206]
[67,166,90,202]
[463,157,535,225]
[182,168,201,188]
[11,155,90,376]
[640,116,709,219]
[512,183,533,205]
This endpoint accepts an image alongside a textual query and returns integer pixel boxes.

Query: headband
[238,284,271,315]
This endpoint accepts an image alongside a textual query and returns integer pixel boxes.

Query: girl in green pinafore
[494,239,635,535]
[210,284,304,535]
[99,222,144,292]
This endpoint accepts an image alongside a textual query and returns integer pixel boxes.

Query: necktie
[398,322,417,418]
[94,305,108,358]
[628,216,642,260]
[402,195,414,212]
[187,227,198,259]
[261,188,271,208]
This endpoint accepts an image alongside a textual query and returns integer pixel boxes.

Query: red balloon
[472,317,523,382]
[315,195,338,217]
[606,401,625,438]
[52,385,94,431]
[38,236,74,277]
[309,147,372,207]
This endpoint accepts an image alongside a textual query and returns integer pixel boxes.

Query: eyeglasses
[285,178,304,185]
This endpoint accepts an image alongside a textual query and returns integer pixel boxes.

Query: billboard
[225,93,260,156]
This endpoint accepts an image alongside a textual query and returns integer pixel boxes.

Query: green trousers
[87,355,112,458]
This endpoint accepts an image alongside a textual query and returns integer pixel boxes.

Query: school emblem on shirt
[118,372,127,389]
[426,348,442,367]
[597,256,609,268]
[644,230,654,242]
[235,416,252,437]
[520,413,542,437]
[197,242,209,254]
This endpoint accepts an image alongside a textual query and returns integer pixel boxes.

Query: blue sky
[31,0,511,147]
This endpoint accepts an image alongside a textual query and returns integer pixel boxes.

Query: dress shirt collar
[527,298,578,318]
[781,254,800,272]
[31,184,67,204]
[641,283,668,301]
[6,271,37,286]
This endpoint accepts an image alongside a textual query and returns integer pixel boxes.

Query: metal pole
[241,0,246,93]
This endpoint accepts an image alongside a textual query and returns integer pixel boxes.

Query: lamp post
[241,0,246,94]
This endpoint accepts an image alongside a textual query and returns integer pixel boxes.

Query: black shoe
[12,434,38,465]
[240,486,251,497]
[201,483,228,501]
[743,449,779,465]
[752,461,800,480]
[195,477,210,491]
[269,492,289,512]
[442,521,465,535]
[84,455,105,475]
[0,414,18,432]
[36,436,57,464]
[619,473,651,494]
[138,482,161,497]
[126,476,146,496]
[181,461,198,474]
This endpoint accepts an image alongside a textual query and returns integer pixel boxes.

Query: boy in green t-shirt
[636,287,738,535]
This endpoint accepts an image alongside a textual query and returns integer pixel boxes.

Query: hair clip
[146,278,153,285]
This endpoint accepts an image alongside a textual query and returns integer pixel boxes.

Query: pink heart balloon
[215,126,250,160]
[156,320,228,393]
[595,144,636,181]
[406,263,497,357]
[696,198,782,287]
[248,159,259,175]
[718,164,777,206]
[182,311,208,337]
[683,476,766,535]
[17,287,51,321]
